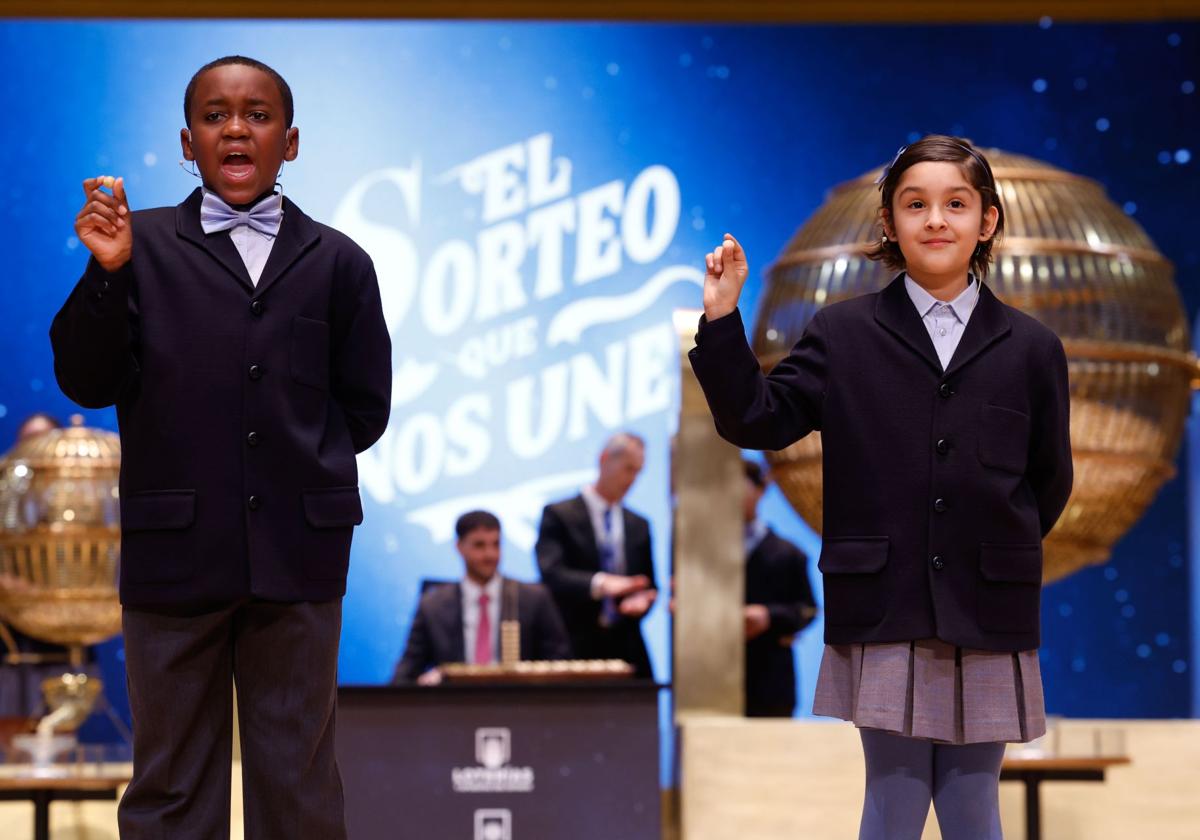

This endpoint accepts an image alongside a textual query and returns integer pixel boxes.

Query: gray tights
[858,728,1005,840]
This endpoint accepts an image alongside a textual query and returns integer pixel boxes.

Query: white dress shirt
[581,484,626,599]
[903,274,980,370]
[201,188,280,286]
[461,574,503,665]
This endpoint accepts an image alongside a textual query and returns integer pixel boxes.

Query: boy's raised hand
[703,233,749,321]
[75,176,132,272]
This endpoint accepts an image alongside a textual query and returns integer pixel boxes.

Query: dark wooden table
[1000,755,1131,840]
[0,773,130,840]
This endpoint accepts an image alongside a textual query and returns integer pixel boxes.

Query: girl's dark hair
[184,56,294,128]
[866,135,1004,280]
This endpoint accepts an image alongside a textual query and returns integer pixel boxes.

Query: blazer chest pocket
[977,543,1042,635]
[818,537,889,627]
[291,316,331,391]
[978,404,1030,474]
[301,486,363,581]
[120,489,197,584]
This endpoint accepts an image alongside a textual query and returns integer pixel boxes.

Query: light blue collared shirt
[201,188,280,286]
[903,274,980,370]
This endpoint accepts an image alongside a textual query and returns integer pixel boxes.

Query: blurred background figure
[393,510,570,685]
[537,433,658,678]
[742,460,817,718]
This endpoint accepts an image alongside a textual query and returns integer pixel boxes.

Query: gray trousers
[118,599,345,840]
[859,728,1006,840]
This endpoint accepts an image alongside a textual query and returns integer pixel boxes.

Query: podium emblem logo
[474,808,512,840]
[452,727,535,793]
[476,727,511,770]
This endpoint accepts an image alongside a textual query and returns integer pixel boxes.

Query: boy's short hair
[184,56,294,128]
[455,510,501,539]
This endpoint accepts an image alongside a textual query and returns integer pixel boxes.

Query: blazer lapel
[568,495,602,571]
[873,274,943,375]
[254,196,321,296]
[175,188,254,292]
[942,284,1012,378]
[447,583,465,663]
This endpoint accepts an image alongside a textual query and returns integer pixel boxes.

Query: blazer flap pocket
[121,490,196,532]
[818,537,889,574]
[303,486,364,528]
[979,543,1042,583]
[291,316,331,390]
[979,404,1031,472]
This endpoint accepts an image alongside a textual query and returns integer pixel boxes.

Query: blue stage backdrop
[1,21,1196,746]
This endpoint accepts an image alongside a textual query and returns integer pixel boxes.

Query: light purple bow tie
[200,191,283,237]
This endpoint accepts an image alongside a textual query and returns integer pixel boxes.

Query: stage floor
[1,718,1197,839]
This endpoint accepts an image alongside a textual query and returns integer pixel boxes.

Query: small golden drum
[0,415,121,648]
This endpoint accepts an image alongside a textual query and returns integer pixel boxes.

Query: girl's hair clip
[875,144,909,187]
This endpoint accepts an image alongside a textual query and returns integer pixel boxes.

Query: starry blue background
[0,19,1196,751]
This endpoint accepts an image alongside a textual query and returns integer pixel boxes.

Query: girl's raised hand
[703,233,749,321]
[75,176,132,272]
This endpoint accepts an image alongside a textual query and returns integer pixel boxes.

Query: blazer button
[248,495,261,510]
[246,431,260,447]
[249,364,262,380]
[938,382,954,398]
[936,438,950,455]
[932,555,945,571]
[250,299,264,316]
[934,498,947,513]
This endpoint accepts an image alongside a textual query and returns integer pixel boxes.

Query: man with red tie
[393,510,570,684]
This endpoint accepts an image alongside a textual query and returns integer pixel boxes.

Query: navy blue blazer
[535,495,657,677]
[688,276,1073,652]
[50,188,391,608]
[392,577,571,683]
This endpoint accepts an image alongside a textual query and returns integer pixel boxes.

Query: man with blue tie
[535,433,658,678]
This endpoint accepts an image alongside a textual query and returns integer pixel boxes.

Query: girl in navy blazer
[689,135,1072,840]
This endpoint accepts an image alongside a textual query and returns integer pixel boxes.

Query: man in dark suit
[50,58,391,840]
[741,460,817,718]
[393,510,570,684]
[535,433,658,678]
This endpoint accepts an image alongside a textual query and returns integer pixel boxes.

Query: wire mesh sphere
[753,149,1197,583]
[0,415,121,645]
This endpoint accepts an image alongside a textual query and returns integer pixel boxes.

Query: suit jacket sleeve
[50,257,140,409]
[686,307,827,451]
[535,504,596,599]
[331,256,392,454]
[764,541,817,639]
[629,517,657,592]
[532,587,572,660]
[392,601,434,684]
[1027,332,1073,537]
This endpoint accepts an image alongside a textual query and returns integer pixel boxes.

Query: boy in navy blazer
[51,56,390,839]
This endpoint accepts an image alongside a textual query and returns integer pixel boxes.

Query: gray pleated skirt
[812,638,1045,744]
